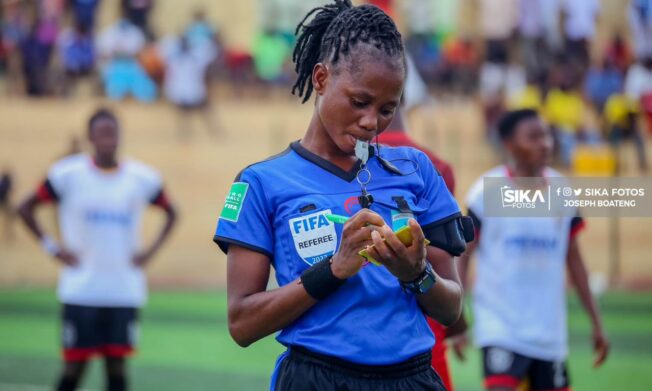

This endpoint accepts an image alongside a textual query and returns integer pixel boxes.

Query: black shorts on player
[272,346,447,391]
[482,346,570,391]
[62,304,138,361]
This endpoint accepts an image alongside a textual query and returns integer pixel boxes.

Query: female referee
[213,1,472,390]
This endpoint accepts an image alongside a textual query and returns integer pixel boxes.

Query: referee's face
[315,51,405,155]
[89,118,120,161]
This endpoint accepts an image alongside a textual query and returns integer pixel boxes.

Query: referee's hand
[366,218,427,282]
[331,209,386,279]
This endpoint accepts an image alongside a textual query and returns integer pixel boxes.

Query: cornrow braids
[292,0,404,103]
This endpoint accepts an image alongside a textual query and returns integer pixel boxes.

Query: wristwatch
[400,261,436,294]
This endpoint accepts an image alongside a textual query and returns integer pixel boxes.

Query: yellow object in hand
[359,225,430,266]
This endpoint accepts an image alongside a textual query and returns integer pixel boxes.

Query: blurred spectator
[518,0,550,81]
[253,0,320,88]
[0,37,5,74]
[121,0,153,35]
[624,57,652,102]
[561,0,600,72]
[97,17,145,60]
[184,8,216,49]
[21,23,53,96]
[57,22,95,94]
[69,0,101,32]
[1,0,30,92]
[403,0,439,84]
[38,0,64,46]
[97,18,156,102]
[604,33,631,74]
[252,31,290,85]
[1,0,30,56]
[0,167,14,242]
[162,36,219,138]
[480,61,525,142]
[629,0,652,61]
[541,0,563,53]
[604,92,648,172]
[585,58,623,113]
[625,57,652,134]
[101,59,156,102]
[507,75,544,111]
[138,33,165,83]
[478,0,518,66]
[183,9,222,85]
[545,71,599,166]
[440,36,478,94]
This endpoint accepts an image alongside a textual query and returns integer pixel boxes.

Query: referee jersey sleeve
[213,168,274,259]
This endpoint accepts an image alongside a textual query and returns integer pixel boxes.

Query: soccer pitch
[0,289,650,391]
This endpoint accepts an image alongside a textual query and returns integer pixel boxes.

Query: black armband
[422,214,475,256]
[300,257,346,300]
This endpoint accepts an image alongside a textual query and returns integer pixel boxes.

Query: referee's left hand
[366,218,427,282]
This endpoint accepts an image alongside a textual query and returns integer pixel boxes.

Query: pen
[325,214,350,224]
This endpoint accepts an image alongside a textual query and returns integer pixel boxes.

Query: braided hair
[292,0,404,103]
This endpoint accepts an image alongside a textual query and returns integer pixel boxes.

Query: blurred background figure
[0,166,14,242]
[121,0,153,36]
[517,0,551,82]
[96,13,155,102]
[162,35,219,140]
[56,22,95,95]
[477,0,521,145]
[561,0,601,73]
[629,0,652,62]
[586,58,624,114]
[69,0,101,32]
[17,108,177,391]
[605,85,649,172]
[20,22,52,96]
[544,64,600,167]
[625,57,652,134]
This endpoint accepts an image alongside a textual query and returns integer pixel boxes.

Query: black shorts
[61,304,139,361]
[272,346,447,391]
[482,346,570,391]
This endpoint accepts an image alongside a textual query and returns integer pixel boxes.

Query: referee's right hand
[331,209,386,279]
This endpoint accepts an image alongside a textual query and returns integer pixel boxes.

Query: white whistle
[354,139,369,165]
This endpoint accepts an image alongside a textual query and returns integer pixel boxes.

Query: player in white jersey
[18,108,177,391]
[452,109,609,391]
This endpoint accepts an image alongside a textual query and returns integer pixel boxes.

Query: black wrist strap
[300,257,346,300]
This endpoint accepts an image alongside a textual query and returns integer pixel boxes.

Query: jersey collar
[290,140,369,182]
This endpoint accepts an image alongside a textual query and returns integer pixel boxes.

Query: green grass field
[0,288,650,391]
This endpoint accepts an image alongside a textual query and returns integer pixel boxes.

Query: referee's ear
[312,63,329,97]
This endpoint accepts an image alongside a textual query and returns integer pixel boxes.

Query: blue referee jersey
[214,141,460,365]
